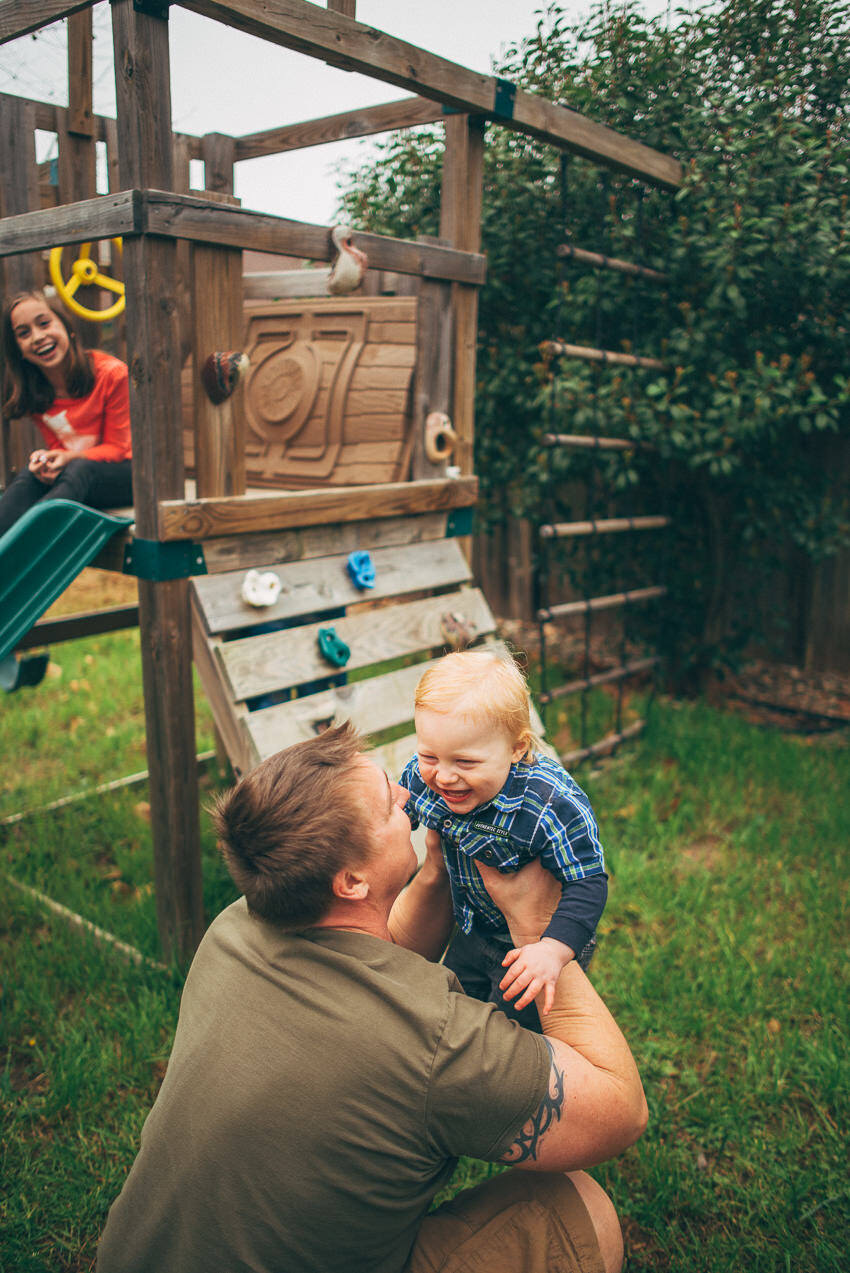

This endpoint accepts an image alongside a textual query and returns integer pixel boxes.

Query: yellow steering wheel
[48,238,125,322]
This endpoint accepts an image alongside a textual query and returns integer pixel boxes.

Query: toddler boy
[401,650,607,1032]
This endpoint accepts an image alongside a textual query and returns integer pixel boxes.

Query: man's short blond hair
[414,650,538,761]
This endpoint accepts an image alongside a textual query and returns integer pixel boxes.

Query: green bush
[338,0,850,680]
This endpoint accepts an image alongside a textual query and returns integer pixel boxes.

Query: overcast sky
[0,1,671,225]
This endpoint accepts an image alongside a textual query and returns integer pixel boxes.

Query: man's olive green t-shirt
[97,898,550,1273]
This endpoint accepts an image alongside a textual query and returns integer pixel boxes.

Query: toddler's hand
[499,937,575,1016]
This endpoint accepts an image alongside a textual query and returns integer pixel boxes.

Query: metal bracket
[492,78,517,120]
[446,507,474,538]
[123,538,207,581]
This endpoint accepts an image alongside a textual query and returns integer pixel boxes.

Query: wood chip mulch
[706,660,850,738]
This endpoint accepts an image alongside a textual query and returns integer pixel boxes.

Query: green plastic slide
[0,499,133,664]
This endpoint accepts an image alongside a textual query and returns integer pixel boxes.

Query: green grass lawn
[1,631,848,1271]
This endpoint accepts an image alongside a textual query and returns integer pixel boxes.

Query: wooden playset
[0,0,681,960]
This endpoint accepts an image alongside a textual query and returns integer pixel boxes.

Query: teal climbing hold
[318,626,351,668]
[347,550,375,590]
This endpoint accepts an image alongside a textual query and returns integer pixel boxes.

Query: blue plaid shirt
[401,753,607,954]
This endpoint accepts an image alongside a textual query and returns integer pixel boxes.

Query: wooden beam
[559,719,645,769]
[558,243,668,283]
[326,0,355,16]
[538,585,667,622]
[543,433,653,452]
[235,97,445,160]
[141,191,487,282]
[158,475,478,541]
[540,515,670,539]
[15,604,139,650]
[540,656,659,704]
[0,189,486,283]
[7,87,202,159]
[542,340,668,371]
[0,191,140,259]
[112,0,204,964]
[0,0,94,44]
[177,0,682,187]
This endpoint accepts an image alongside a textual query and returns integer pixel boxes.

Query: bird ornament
[328,225,368,295]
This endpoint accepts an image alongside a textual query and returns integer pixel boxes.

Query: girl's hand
[499,937,575,1015]
[28,449,50,479]
[41,450,72,478]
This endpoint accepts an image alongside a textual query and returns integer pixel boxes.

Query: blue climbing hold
[318,626,351,668]
[347,550,375,590]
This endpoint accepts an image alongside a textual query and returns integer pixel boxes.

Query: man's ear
[332,865,370,902]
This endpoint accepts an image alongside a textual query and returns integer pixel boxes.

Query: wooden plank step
[193,538,472,635]
[247,660,431,760]
[199,510,466,575]
[218,587,496,701]
[246,637,517,759]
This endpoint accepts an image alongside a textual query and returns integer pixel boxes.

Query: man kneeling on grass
[97,722,647,1273]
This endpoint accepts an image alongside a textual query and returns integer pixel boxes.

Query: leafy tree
[338,0,850,679]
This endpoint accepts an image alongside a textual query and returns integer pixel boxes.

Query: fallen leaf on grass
[46,662,63,680]
[767,1018,781,1035]
[134,801,151,822]
[110,880,143,902]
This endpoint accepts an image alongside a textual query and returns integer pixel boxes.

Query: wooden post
[59,10,101,347]
[191,244,246,498]
[111,0,204,962]
[202,132,236,197]
[440,114,485,478]
[0,94,41,485]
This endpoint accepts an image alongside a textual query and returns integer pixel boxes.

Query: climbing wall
[190,516,498,781]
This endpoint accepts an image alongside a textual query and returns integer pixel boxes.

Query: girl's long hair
[1,290,95,418]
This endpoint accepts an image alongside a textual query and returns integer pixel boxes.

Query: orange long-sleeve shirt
[34,349,131,462]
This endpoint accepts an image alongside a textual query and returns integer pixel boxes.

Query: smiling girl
[0,290,132,537]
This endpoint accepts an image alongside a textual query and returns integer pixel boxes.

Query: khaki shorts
[405,1170,606,1273]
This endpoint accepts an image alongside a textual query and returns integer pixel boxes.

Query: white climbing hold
[241,569,282,608]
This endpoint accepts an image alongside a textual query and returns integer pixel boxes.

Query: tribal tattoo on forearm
[501,1039,565,1163]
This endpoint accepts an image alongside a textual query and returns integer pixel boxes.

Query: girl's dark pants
[0,459,133,537]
